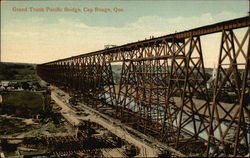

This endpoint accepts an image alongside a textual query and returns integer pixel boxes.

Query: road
[50,86,166,157]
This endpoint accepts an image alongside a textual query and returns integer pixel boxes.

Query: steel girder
[37,54,116,110]
[206,28,250,157]
[36,17,250,157]
[117,37,211,155]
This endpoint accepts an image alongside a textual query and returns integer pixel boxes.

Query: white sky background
[1,0,249,67]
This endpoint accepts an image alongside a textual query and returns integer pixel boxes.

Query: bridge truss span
[37,16,250,157]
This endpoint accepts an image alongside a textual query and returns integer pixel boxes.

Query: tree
[21,82,30,90]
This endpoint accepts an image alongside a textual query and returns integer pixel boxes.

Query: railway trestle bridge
[37,16,250,157]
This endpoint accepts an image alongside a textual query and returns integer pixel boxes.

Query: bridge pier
[207,28,250,157]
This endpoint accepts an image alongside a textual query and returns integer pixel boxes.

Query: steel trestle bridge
[37,16,250,157]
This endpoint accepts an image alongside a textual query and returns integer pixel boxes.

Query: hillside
[0,62,37,81]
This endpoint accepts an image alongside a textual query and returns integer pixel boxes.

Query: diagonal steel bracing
[36,16,250,157]
[207,28,250,157]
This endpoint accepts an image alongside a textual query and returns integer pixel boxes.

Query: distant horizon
[1,0,249,67]
[0,61,37,65]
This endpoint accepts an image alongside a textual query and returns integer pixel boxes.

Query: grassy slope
[0,91,44,118]
[0,62,44,117]
[0,62,37,81]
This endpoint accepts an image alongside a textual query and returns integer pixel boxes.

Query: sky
[1,0,249,67]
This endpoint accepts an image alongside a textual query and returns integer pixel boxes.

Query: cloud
[127,13,214,33]
[1,11,247,65]
[215,11,245,22]
[58,18,90,29]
